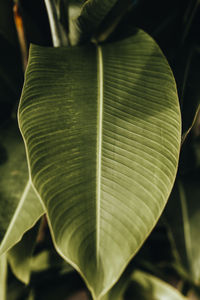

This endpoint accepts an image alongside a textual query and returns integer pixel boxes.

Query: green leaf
[103,269,187,300]
[101,263,133,300]
[30,250,51,273]
[74,0,118,43]
[7,223,39,284]
[0,253,7,300]
[126,270,187,300]
[18,29,181,299]
[30,248,74,274]
[164,174,200,285]
[0,121,45,255]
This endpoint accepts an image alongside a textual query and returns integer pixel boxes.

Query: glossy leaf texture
[18,29,181,299]
[0,121,45,255]
[164,174,200,285]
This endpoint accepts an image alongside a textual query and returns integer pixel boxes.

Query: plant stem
[44,0,68,47]
[0,254,7,300]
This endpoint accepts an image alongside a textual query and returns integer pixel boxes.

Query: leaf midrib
[96,45,103,264]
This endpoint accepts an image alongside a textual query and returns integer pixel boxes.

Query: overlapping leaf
[0,121,45,256]
[7,223,40,284]
[102,269,188,300]
[75,0,118,43]
[78,0,118,30]
[126,270,187,300]
[18,29,181,298]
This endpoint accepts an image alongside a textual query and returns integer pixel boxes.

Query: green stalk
[44,0,68,47]
[0,254,7,300]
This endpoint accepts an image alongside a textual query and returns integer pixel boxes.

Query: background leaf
[0,121,45,255]
[103,268,187,300]
[125,270,187,300]
[7,222,40,284]
[18,29,181,298]
[74,0,119,43]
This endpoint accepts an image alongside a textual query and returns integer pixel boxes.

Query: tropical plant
[0,0,200,299]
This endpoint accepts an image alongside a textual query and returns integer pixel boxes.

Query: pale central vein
[96,45,103,263]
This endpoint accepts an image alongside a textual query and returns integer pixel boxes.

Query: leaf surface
[128,270,187,300]
[103,269,187,300]
[18,29,181,298]
[8,223,39,284]
[0,122,45,255]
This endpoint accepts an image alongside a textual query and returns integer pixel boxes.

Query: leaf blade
[18,29,181,298]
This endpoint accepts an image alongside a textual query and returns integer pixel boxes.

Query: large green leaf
[164,173,200,285]
[0,121,45,255]
[18,29,181,298]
